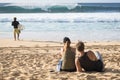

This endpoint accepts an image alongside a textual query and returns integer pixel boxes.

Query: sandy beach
[0,39,120,80]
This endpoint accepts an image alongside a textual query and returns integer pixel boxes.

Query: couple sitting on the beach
[57,37,104,72]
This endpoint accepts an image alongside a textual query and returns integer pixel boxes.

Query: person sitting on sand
[75,41,104,72]
[56,37,76,72]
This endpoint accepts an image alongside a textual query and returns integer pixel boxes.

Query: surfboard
[18,24,25,31]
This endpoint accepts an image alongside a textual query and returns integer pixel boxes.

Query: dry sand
[0,39,120,80]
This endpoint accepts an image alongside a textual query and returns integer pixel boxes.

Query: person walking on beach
[12,17,20,40]
[75,41,104,72]
[56,37,76,72]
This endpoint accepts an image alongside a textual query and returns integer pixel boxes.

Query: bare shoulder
[87,50,97,61]
[87,50,94,54]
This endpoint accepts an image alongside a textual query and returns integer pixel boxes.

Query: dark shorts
[84,60,103,72]
[61,68,76,72]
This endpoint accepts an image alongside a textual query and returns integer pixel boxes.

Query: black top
[79,52,103,72]
[12,21,19,29]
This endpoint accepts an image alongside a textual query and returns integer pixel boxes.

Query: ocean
[0,3,120,42]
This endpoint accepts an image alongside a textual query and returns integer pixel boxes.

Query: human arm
[87,50,98,61]
[87,51,105,71]
[75,57,83,72]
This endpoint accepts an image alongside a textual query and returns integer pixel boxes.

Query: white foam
[0,13,120,22]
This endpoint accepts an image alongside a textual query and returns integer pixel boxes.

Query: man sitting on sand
[12,17,20,40]
[75,41,104,72]
[56,37,76,72]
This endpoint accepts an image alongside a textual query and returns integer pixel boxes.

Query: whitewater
[0,13,120,22]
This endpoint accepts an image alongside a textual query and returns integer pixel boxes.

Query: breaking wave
[0,3,120,13]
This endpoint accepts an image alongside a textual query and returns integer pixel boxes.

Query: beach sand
[0,39,120,80]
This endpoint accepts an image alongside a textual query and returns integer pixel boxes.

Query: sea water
[0,3,120,42]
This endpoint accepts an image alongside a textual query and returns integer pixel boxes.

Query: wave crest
[0,3,120,13]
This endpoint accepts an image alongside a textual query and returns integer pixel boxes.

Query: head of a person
[14,17,17,21]
[76,41,85,52]
[63,37,71,46]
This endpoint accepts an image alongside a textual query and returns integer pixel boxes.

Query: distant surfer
[12,17,20,40]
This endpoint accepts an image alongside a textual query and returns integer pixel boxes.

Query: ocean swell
[0,3,120,13]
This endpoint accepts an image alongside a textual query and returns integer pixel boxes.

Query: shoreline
[0,38,120,47]
[1,31,120,42]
